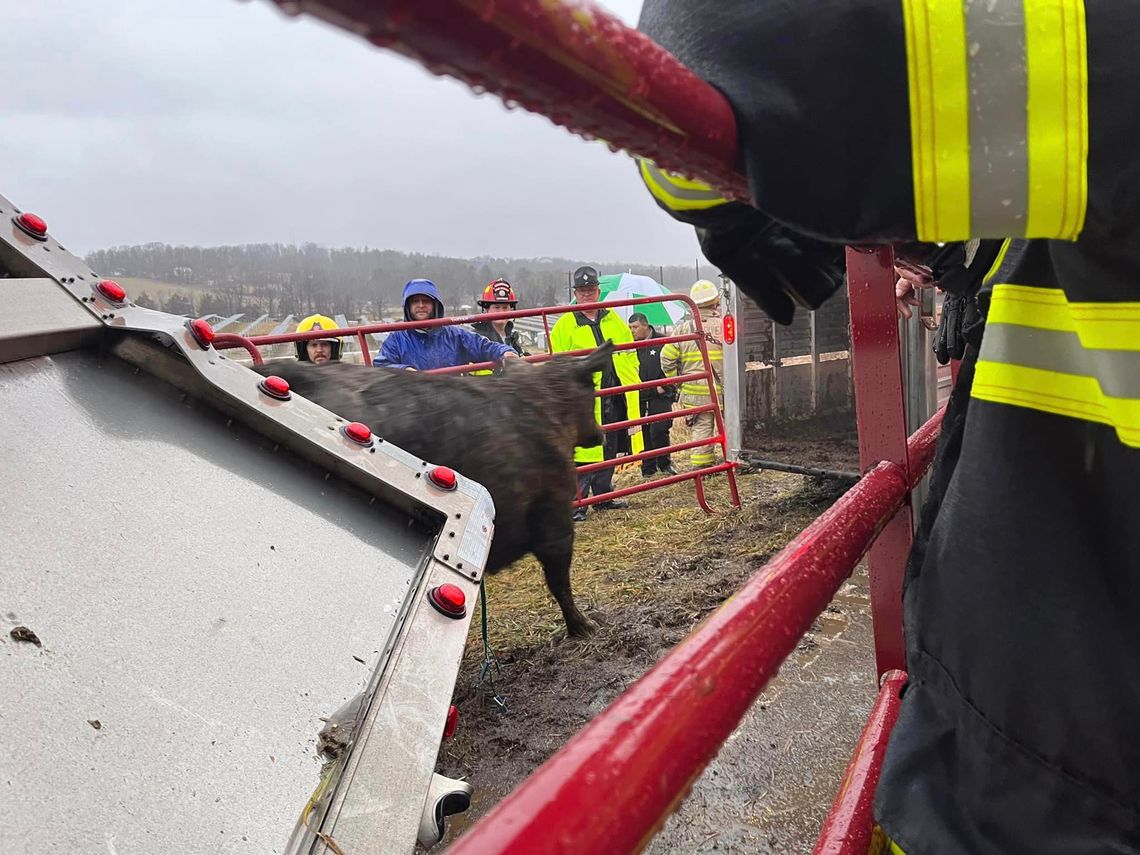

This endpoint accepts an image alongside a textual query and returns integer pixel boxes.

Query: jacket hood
[402,279,446,325]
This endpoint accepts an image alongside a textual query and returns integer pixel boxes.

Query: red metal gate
[211,293,740,514]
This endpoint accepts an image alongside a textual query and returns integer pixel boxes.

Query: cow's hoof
[565,619,596,639]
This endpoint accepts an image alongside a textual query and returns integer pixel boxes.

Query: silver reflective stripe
[966,0,1029,234]
[983,323,1140,398]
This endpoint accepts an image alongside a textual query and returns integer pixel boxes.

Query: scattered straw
[466,461,843,665]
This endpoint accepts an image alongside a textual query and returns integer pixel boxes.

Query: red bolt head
[343,422,373,445]
[14,212,48,239]
[259,375,291,400]
[428,465,457,490]
[187,318,215,348]
[95,279,126,303]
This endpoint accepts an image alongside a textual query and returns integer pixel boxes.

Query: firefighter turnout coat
[638,0,1140,851]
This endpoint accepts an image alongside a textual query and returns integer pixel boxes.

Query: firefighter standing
[469,279,528,376]
[661,280,723,469]
[629,312,678,478]
[550,265,643,522]
[294,314,343,365]
[636,1,1140,851]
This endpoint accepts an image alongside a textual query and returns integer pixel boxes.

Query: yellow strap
[1024,0,1089,240]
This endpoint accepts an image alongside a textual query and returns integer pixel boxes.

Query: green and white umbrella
[582,273,688,329]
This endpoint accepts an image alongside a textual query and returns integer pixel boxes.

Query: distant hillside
[88,242,714,317]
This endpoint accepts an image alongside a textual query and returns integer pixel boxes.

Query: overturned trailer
[0,199,490,853]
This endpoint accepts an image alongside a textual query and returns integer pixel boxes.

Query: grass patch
[466,464,834,666]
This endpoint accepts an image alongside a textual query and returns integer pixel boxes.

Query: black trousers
[641,398,674,474]
[577,431,625,499]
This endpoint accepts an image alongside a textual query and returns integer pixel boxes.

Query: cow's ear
[578,340,616,377]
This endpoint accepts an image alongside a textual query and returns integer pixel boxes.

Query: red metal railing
[814,669,907,855]
[445,409,941,855]
[846,246,913,676]
[212,293,740,514]
[270,0,749,202]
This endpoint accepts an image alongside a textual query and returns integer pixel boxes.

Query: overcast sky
[2,1,703,265]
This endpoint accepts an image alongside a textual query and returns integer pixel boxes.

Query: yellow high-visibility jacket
[549,308,643,464]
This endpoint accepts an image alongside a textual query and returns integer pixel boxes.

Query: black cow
[253,344,616,637]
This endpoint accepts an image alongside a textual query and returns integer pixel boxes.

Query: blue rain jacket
[372,279,514,371]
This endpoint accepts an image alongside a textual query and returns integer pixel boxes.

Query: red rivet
[259,375,291,400]
[428,465,457,490]
[95,279,126,303]
[13,212,48,240]
[428,583,466,618]
[342,421,373,445]
[443,704,460,740]
[187,318,215,348]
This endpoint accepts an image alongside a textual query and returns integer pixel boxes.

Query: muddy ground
[436,427,869,853]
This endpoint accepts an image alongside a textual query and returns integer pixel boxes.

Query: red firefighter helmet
[478,278,519,308]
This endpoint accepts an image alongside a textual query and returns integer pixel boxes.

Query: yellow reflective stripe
[986,284,1140,351]
[902,0,1088,241]
[975,284,1140,447]
[901,0,971,240]
[973,360,1140,447]
[638,159,728,212]
[1024,0,1089,241]
[679,354,723,363]
[982,238,1012,286]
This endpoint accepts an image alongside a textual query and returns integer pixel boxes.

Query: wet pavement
[646,571,876,853]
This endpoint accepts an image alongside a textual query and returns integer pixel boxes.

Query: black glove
[696,209,846,325]
[928,240,1004,362]
[934,293,966,364]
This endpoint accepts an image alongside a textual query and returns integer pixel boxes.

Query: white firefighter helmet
[689,279,720,308]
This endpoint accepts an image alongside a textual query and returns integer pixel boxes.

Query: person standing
[661,280,724,469]
[372,279,520,371]
[469,278,529,376]
[628,311,677,478]
[550,265,643,522]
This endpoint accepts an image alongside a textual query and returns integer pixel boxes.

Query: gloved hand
[934,293,969,364]
[696,209,845,325]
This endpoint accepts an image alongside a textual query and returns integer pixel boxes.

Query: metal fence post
[845,245,912,676]
[721,277,744,461]
[810,309,820,416]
